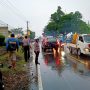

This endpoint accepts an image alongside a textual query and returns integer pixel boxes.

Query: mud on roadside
[0,47,32,90]
[3,71,29,90]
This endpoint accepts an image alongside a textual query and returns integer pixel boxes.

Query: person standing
[34,39,40,65]
[22,35,30,62]
[6,33,19,69]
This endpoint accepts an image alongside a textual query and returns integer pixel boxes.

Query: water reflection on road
[40,49,90,90]
[67,54,90,77]
[43,50,65,76]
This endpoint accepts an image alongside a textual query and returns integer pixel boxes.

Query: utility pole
[27,21,29,35]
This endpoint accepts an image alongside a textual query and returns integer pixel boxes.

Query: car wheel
[44,48,46,52]
[55,47,58,53]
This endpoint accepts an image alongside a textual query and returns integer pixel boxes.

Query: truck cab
[77,34,90,55]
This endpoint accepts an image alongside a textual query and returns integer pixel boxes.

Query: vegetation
[11,28,23,35]
[0,34,5,46]
[10,27,35,39]
[29,30,35,39]
[0,46,29,89]
[0,34,5,42]
[0,46,26,72]
[44,6,90,36]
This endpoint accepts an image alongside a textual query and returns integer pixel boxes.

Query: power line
[0,0,18,17]
[5,0,27,21]
[0,1,16,28]
[0,20,8,26]
[0,0,12,14]
[0,0,27,22]
[0,19,16,28]
[0,0,31,30]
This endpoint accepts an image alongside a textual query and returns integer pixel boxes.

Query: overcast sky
[0,0,90,36]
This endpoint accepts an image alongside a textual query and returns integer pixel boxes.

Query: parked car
[41,36,60,52]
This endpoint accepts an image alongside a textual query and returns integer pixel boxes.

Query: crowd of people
[0,33,40,90]
[0,33,40,89]
[5,33,40,69]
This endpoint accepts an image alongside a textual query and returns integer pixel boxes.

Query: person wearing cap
[34,39,40,65]
[6,33,19,69]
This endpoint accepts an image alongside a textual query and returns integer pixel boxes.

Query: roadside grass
[0,46,5,49]
[0,46,27,73]
[0,47,30,90]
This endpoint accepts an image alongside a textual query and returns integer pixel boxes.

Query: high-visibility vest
[72,33,78,44]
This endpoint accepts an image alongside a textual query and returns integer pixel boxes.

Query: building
[0,26,8,37]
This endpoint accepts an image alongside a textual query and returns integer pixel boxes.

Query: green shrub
[0,34,5,45]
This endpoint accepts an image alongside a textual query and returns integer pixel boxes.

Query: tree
[60,11,90,34]
[51,6,65,22]
[44,6,65,36]
[28,30,35,39]
[44,6,90,36]
[11,28,23,35]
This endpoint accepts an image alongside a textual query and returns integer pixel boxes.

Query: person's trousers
[8,51,16,68]
[34,51,39,64]
[23,46,30,62]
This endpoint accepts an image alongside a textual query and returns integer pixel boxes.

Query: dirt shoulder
[0,47,31,90]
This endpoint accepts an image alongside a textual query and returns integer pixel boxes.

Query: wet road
[39,48,90,90]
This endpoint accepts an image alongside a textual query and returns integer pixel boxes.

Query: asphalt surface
[39,47,90,90]
[29,43,90,90]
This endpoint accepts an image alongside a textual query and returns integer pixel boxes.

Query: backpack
[8,41,17,51]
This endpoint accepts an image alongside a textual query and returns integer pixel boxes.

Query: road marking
[37,65,43,90]
[67,54,87,65]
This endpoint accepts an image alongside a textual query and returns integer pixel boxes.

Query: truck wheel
[69,47,72,54]
[77,49,81,56]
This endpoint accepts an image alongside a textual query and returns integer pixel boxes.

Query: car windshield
[48,38,56,42]
[84,35,90,43]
